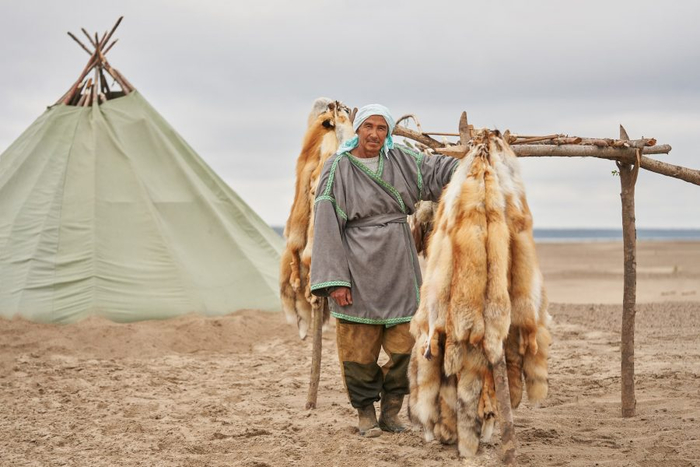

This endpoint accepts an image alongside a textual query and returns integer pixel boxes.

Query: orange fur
[408,130,551,457]
[446,152,488,348]
[434,373,458,445]
[407,329,443,442]
[280,99,352,339]
[504,325,525,409]
[481,147,511,364]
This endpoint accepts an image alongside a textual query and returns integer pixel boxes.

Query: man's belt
[345,213,408,229]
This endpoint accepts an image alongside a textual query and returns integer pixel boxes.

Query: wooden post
[493,354,517,465]
[617,125,638,418]
[305,299,326,409]
[458,111,470,145]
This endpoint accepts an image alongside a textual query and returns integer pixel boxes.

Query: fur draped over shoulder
[279,98,353,339]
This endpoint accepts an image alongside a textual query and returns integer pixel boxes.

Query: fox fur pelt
[408,200,438,257]
[280,98,353,339]
[408,130,552,458]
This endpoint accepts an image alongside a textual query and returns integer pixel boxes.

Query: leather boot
[357,404,382,438]
[378,393,406,433]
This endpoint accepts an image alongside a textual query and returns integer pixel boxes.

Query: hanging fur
[408,200,438,257]
[408,130,551,458]
[280,98,353,339]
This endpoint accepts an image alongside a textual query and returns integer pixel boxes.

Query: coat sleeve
[309,156,352,297]
[419,152,459,202]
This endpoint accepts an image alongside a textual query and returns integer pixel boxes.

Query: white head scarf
[337,103,396,155]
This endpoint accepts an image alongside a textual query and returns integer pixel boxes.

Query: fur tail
[434,373,458,445]
[408,333,443,442]
[443,318,464,377]
[523,322,551,403]
[280,248,299,324]
[456,345,488,458]
[478,369,497,444]
[505,326,525,409]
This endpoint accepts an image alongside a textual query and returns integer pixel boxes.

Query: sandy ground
[1,241,699,466]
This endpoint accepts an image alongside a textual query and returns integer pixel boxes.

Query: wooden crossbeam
[393,115,700,187]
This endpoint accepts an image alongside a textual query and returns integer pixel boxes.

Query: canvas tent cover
[0,91,283,323]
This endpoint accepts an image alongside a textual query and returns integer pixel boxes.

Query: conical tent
[0,19,283,323]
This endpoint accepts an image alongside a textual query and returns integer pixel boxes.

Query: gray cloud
[1,0,699,227]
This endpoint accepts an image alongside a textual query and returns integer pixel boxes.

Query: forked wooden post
[493,355,517,465]
[305,299,326,409]
[617,125,638,418]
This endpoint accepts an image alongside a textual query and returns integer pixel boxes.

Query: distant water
[533,228,700,242]
[271,226,700,242]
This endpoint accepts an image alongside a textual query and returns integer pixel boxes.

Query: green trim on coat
[323,153,348,197]
[402,222,422,305]
[331,311,413,326]
[346,152,407,213]
[396,144,424,199]
[315,195,348,220]
[311,280,352,291]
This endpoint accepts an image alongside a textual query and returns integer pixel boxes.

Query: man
[309,104,457,437]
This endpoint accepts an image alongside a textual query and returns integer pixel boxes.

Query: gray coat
[310,145,457,325]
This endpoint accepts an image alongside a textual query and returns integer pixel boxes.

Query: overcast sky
[1,1,698,228]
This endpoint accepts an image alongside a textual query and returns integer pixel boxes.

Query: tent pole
[81,28,97,48]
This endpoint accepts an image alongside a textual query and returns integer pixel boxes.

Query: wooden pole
[512,145,700,186]
[68,80,87,106]
[101,62,131,94]
[77,78,91,107]
[67,32,93,56]
[59,53,99,105]
[393,122,700,185]
[512,135,579,144]
[423,131,460,137]
[111,67,135,92]
[305,299,326,409]
[493,355,517,465]
[406,138,698,186]
[100,16,123,49]
[505,143,669,158]
[393,125,442,149]
[99,68,111,97]
[92,64,99,106]
[458,111,470,145]
[618,125,638,418]
[395,114,424,133]
[103,38,119,55]
[81,28,97,48]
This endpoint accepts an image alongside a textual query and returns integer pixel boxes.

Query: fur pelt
[280,98,353,339]
[408,130,551,458]
[408,201,438,257]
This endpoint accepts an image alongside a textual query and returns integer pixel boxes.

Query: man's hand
[330,287,353,307]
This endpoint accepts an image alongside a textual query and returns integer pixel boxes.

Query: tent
[0,19,283,323]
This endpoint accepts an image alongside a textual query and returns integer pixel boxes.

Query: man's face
[356,115,388,157]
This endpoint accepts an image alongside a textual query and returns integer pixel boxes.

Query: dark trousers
[336,320,415,409]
